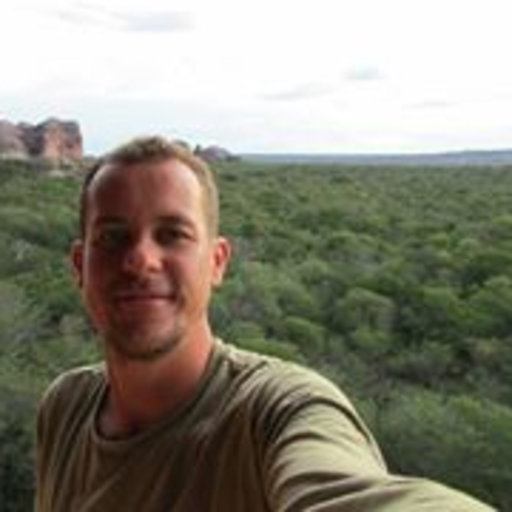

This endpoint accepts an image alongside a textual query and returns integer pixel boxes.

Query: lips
[109,278,180,312]
[111,284,179,309]
[111,294,176,320]
[113,291,177,308]
[115,293,172,301]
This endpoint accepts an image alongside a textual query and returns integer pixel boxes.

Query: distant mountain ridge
[243,149,512,167]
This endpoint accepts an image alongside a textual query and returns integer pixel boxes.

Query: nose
[122,234,164,276]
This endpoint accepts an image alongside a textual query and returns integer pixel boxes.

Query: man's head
[72,136,230,361]
[80,136,220,239]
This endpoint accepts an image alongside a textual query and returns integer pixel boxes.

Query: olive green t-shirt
[36,340,494,511]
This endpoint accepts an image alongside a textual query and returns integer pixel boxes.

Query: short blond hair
[80,136,219,237]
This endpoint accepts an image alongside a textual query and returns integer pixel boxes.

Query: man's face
[71,158,230,360]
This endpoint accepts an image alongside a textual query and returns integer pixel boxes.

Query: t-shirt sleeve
[260,373,495,512]
[34,365,104,512]
[35,372,65,511]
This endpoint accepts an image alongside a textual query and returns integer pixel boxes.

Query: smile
[116,294,171,301]
[113,293,177,307]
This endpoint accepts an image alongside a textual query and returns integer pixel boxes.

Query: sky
[1,0,512,155]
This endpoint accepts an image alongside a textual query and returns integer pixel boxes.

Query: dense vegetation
[1,158,511,510]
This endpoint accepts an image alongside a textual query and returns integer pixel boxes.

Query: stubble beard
[105,317,187,362]
[101,290,189,362]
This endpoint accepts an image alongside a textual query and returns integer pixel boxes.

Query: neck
[99,326,214,439]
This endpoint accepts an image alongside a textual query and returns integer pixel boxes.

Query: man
[36,136,493,511]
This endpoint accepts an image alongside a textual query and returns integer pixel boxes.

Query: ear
[70,239,84,288]
[211,237,231,287]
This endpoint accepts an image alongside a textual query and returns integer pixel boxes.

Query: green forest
[1,158,512,511]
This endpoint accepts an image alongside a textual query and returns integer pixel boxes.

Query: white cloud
[344,66,384,82]
[44,2,194,32]
[260,82,336,102]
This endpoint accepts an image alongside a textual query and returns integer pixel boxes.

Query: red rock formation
[0,121,25,158]
[0,118,83,163]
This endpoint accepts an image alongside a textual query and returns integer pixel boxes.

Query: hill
[244,148,512,166]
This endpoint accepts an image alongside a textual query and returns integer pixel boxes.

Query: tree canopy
[1,159,511,510]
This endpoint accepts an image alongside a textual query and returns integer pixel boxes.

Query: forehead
[88,158,202,206]
[92,157,200,192]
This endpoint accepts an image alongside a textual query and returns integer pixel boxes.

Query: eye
[93,225,131,250]
[154,226,189,246]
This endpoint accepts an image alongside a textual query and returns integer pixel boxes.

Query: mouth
[110,279,180,311]
[112,287,179,307]
[114,292,175,304]
[111,294,178,320]
[116,293,170,300]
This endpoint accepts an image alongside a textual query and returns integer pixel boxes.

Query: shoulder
[38,364,105,435]
[220,341,355,409]
[40,363,105,406]
[214,343,494,511]
[218,342,380,452]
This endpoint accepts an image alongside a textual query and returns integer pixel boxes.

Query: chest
[40,412,271,512]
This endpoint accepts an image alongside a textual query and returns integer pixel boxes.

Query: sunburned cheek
[83,300,108,333]
[88,250,121,266]
[82,280,111,318]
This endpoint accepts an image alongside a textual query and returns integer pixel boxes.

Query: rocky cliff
[194,144,238,162]
[0,118,83,163]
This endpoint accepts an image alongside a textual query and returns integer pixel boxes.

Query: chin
[106,324,186,361]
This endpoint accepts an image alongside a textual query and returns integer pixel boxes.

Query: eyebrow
[156,215,195,228]
[92,216,127,228]
[92,215,196,230]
